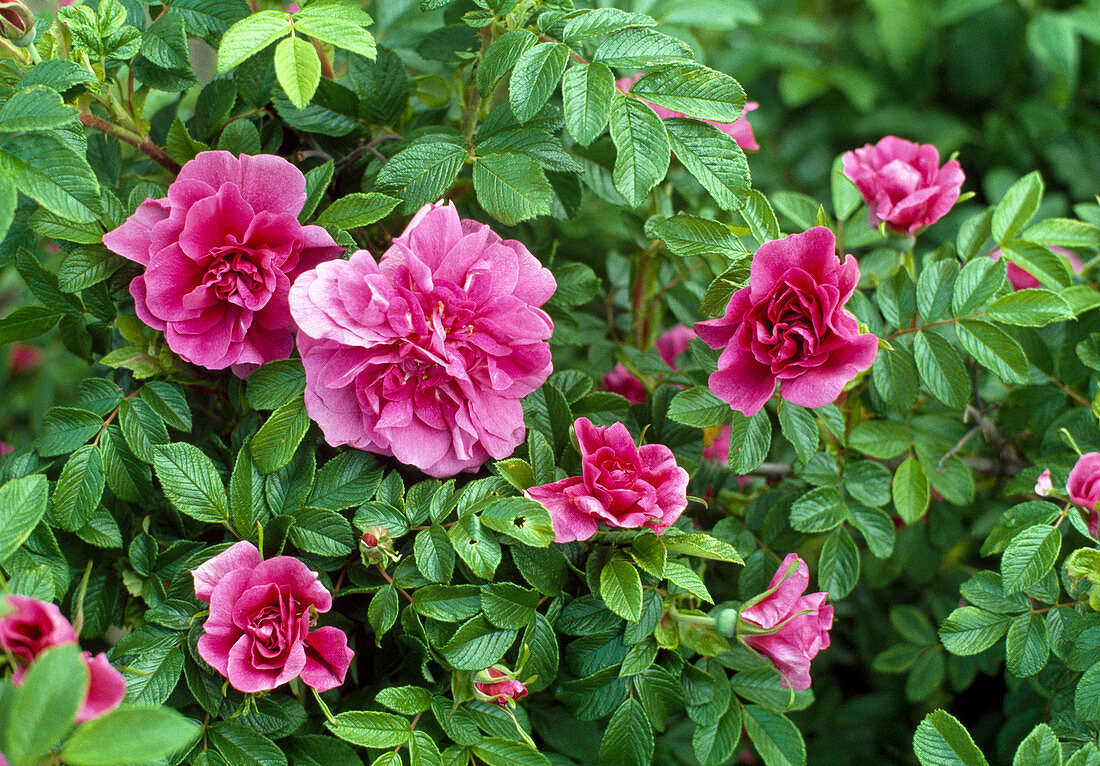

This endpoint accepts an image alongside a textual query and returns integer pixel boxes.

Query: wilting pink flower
[696,227,877,416]
[600,325,696,403]
[841,136,964,236]
[474,667,528,706]
[192,541,353,692]
[9,344,42,375]
[739,554,833,691]
[103,151,344,376]
[992,247,1084,291]
[0,595,126,722]
[616,74,759,151]
[1068,453,1100,538]
[525,417,688,543]
[289,202,555,478]
[1035,469,1053,497]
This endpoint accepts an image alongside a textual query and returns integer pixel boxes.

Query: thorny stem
[79,112,180,173]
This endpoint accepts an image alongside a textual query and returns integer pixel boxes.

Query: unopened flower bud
[1034,469,1053,497]
[713,607,739,638]
[473,665,528,706]
[359,526,397,564]
[0,0,34,45]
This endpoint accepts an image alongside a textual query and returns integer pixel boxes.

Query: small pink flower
[103,151,344,376]
[599,325,695,403]
[991,247,1084,291]
[1034,469,1053,497]
[0,595,126,722]
[9,344,42,375]
[616,75,759,151]
[192,541,353,692]
[695,226,878,416]
[739,554,833,691]
[1068,453,1100,538]
[702,425,731,463]
[289,201,555,478]
[841,136,964,236]
[474,667,528,706]
[525,417,688,543]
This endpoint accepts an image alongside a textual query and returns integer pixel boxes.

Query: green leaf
[778,402,818,464]
[652,213,746,259]
[376,686,432,716]
[1000,242,1075,289]
[992,171,1044,243]
[308,451,382,511]
[165,0,248,46]
[0,133,101,223]
[412,584,481,622]
[57,247,123,292]
[478,496,556,548]
[472,153,552,225]
[727,408,771,474]
[509,42,569,124]
[742,705,806,766]
[692,697,742,766]
[985,288,1073,326]
[367,584,398,645]
[300,159,333,222]
[667,386,729,428]
[664,118,751,211]
[62,706,201,766]
[315,192,398,229]
[790,487,847,533]
[1011,723,1061,766]
[0,475,48,564]
[209,722,287,766]
[448,514,501,579]
[609,96,670,207]
[251,396,311,474]
[913,709,989,766]
[0,86,78,132]
[598,699,653,766]
[955,319,1028,384]
[593,27,694,68]
[247,359,306,410]
[481,583,539,629]
[376,138,467,214]
[0,305,61,345]
[850,505,896,558]
[1076,662,1100,722]
[118,397,169,462]
[140,382,192,432]
[441,615,516,670]
[630,65,746,122]
[818,526,860,599]
[294,13,376,59]
[561,62,614,146]
[37,407,102,457]
[52,444,104,532]
[289,507,353,556]
[660,532,743,563]
[274,36,321,110]
[913,330,969,408]
[5,645,88,766]
[470,739,550,766]
[562,8,656,41]
[1005,612,1049,678]
[477,29,537,96]
[872,342,919,410]
[892,457,929,525]
[152,443,229,523]
[1022,217,1100,248]
[848,420,909,459]
[917,260,958,322]
[141,12,191,70]
[600,559,643,621]
[952,257,1005,316]
[216,11,292,72]
[939,606,1011,656]
[1001,524,1060,594]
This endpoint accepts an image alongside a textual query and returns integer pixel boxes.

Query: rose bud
[359,526,398,564]
[1034,469,1053,497]
[0,0,34,44]
[473,666,528,706]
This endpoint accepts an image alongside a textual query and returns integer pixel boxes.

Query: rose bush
[0,0,1097,765]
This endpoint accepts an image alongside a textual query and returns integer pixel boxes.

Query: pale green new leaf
[274,36,321,110]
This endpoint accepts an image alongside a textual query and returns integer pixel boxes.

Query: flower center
[203,246,268,308]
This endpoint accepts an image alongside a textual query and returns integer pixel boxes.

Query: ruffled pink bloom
[739,554,833,691]
[841,136,964,236]
[991,247,1084,291]
[525,417,688,543]
[616,74,759,151]
[9,344,42,375]
[289,201,555,478]
[192,541,353,692]
[1034,469,1053,497]
[102,151,344,376]
[0,595,126,722]
[600,325,695,403]
[474,667,528,706]
[695,227,877,416]
[1068,453,1100,538]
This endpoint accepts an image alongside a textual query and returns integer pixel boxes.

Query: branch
[79,112,180,174]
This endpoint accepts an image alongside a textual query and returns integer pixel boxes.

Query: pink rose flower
[599,324,696,403]
[103,151,344,376]
[473,667,528,706]
[991,247,1084,291]
[1034,468,1053,497]
[0,595,126,722]
[289,201,556,478]
[192,541,353,693]
[9,344,42,375]
[841,136,964,236]
[1068,453,1100,538]
[695,226,878,416]
[525,417,689,543]
[739,554,833,691]
[616,74,760,151]
[702,424,731,463]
